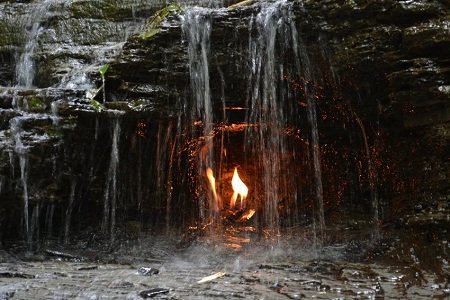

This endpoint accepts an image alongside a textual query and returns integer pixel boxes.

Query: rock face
[301,0,450,218]
[108,0,450,218]
[0,0,449,246]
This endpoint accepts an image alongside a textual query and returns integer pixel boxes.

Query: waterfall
[182,8,213,136]
[182,8,217,224]
[10,116,31,245]
[303,62,326,235]
[16,23,41,88]
[64,180,77,244]
[102,112,123,242]
[15,0,56,88]
[178,0,326,235]
[245,0,296,232]
[45,203,55,239]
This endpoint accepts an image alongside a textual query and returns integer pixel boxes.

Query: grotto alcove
[0,0,449,298]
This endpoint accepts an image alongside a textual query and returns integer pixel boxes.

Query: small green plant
[28,97,46,112]
[90,99,105,113]
[139,3,183,40]
[99,64,109,103]
[99,64,109,78]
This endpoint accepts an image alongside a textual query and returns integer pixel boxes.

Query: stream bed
[1,226,449,300]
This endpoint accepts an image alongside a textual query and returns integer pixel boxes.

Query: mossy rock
[69,0,133,20]
[28,97,48,113]
[42,125,63,138]
[139,3,183,40]
[0,17,25,47]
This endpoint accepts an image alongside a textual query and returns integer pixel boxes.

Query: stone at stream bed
[109,279,134,289]
[44,250,83,261]
[138,266,159,276]
[0,271,34,279]
[139,288,169,298]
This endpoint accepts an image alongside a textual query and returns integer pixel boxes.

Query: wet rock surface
[104,0,450,223]
[1,234,449,299]
[0,2,448,294]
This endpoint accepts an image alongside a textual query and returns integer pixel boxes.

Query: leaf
[99,64,109,77]
[140,28,161,40]
[90,99,105,112]
[197,271,226,284]
[228,0,255,10]
[139,3,183,40]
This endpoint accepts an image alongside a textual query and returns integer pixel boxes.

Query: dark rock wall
[108,0,449,219]
[300,0,450,218]
[0,0,448,245]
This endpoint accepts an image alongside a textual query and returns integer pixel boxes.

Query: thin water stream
[0,1,448,299]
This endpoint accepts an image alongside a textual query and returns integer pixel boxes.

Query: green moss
[139,3,183,40]
[70,0,131,20]
[44,126,62,138]
[0,17,25,47]
[90,99,105,112]
[28,97,47,112]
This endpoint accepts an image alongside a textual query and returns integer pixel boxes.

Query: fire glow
[206,167,249,212]
[230,168,248,209]
[206,168,219,211]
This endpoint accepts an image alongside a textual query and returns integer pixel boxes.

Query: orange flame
[230,168,248,208]
[206,168,219,211]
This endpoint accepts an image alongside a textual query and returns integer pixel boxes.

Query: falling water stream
[10,116,30,245]
[102,112,124,243]
[176,0,328,238]
[0,1,448,299]
[182,7,218,224]
[15,0,57,88]
[1,0,329,248]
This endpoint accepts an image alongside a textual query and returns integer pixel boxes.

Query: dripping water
[30,203,40,247]
[354,111,380,239]
[288,2,326,237]
[15,0,56,88]
[102,112,123,243]
[64,180,77,244]
[245,0,297,233]
[182,8,217,224]
[45,203,55,239]
[50,101,59,126]
[10,116,30,246]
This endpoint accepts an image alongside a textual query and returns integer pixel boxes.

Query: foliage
[90,99,105,112]
[44,126,62,138]
[99,64,110,103]
[28,97,46,112]
[99,64,109,78]
[139,3,183,40]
